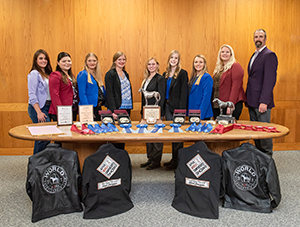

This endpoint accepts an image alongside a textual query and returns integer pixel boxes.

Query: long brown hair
[164,50,181,79]
[30,49,52,78]
[56,52,76,86]
[110,51,126,71]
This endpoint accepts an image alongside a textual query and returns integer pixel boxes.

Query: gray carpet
[1,151,300,227]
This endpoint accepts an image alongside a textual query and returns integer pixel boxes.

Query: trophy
[212,98,235,124]
[138,88,163,124]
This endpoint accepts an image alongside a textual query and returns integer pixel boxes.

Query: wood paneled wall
[1,0,299,155]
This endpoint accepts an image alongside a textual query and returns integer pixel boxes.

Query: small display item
[115,109,131,125]
[218,120,229,125]
[143,106,161,124]
[147,116,157,124]
[173,109,186,125]
[188,110,201,124]
[206,120,216,125]
[120,123,132,133]
[211,124,234,134]
[99,110,115,124]
[79,105,94,124]
[57,105,73,126]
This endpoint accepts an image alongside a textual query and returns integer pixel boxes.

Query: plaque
[57,105,73,126]
[143,105,161,124]
[79,105,93,124]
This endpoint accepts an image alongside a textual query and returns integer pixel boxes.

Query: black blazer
[163,69,188,113]
[140,73,165,117]
[105,68,133,112]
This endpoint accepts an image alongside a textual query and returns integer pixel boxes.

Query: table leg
[62,142,104,170]
[206,141,241,155]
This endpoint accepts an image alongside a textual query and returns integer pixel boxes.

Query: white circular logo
[42,165,68,194]
[233,165,258,191]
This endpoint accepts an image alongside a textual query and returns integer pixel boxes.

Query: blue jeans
[28,103,50,154]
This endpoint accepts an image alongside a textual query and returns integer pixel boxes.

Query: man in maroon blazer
[246,29,278,156]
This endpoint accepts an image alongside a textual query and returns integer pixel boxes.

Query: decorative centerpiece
[138,88,163,124]
[212,98,235,124]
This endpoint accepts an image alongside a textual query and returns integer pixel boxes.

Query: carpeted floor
[1,150,300,226]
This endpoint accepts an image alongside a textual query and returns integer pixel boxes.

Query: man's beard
[255,41,262,48]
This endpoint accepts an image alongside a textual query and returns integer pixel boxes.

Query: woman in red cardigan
[49,52,78,121]
[212,44,246,120]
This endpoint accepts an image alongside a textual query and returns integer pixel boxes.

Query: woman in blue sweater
[77,53,106,121]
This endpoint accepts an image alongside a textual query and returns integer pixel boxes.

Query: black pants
[93,105,102,121]
[146,143,163,165]
[164,103,183,166]
[113,109,131,150]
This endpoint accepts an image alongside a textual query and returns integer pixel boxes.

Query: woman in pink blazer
[212,44,246,120]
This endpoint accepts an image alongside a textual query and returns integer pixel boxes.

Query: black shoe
[165,164,177,170]
[140,160,151,168]
[146,163,160,170]
[163,160,173,167]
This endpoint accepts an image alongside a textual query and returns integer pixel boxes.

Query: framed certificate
[79,105,93,123]
[57,105,73,126]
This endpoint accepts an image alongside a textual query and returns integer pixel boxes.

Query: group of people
[27,29,278,170]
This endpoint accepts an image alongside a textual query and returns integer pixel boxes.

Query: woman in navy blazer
[105,51,133,150]
[77,53,106,121]
[212,44,246,120]
[140,57,165,170]
[163,50,188,170]
[27,49,52,154]
[188,55,213,120]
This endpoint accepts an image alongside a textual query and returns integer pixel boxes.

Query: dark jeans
[28,103,50,154]
[248,106,273,156]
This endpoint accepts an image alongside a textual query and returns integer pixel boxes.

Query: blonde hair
[164,50,181,79]
[190,55,208,86]
[141,57,160,87]
[83,53,103,86]
[213,44,236,76]
[110,51,126,71]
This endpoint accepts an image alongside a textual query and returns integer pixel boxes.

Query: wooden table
[9,121,289,168]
